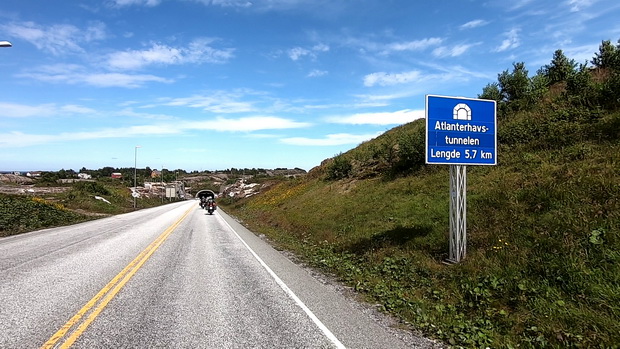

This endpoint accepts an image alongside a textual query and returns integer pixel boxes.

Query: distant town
[0,167,308,200]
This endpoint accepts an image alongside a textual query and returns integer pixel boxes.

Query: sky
[1,0,619,172]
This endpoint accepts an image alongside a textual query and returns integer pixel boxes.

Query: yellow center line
[41,205,195,349]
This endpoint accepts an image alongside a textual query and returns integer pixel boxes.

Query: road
[0,200,439,348]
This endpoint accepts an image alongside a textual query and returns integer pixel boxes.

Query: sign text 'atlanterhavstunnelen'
[425,95,497,165]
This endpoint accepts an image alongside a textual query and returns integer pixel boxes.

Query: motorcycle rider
[199,196,208,209]
[206,197,216,211]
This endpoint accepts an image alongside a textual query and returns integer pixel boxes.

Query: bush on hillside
[71,181,111,196]
[325,153,352,180]
[387,122,426,177]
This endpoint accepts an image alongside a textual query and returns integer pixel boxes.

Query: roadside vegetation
[0,194,91,237]
[221,40,620,347]
[0,179,175,237]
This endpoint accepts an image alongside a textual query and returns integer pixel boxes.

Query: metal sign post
[449,165,467,263]
[425,95,496,263]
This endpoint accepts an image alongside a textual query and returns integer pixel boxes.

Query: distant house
[26,171,42,177]
[151,170,161,178]
[111,173,122,179]
[78,173,92,180]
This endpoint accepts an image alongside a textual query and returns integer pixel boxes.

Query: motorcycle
[207,201,216,215]
[196,189,217,215]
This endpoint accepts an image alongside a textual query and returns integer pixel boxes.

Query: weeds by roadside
[0,180,179,237]
[0,194,91,237]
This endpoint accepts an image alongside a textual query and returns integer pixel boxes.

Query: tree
[590,40,620,109]
[40,171,59,185]
[498,62,530,103]
[541,49,577,85]
[566,63,596,106]
[100,166,115,177]
[528,73,549,103]
[478,82,502,102]
[591,39,620,70]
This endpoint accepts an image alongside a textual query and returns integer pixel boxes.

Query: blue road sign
[425,95,497,165]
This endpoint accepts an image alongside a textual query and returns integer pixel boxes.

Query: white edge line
[217,212,347,349]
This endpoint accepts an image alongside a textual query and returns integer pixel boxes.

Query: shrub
[72,181,110,196]
[325,153,352,180]
[0,194,88,237]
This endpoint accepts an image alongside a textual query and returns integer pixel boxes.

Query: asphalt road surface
[0,200,440,348]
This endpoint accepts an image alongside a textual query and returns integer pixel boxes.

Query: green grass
[0,194,92,237]
[0,180,180,237]
[222,110,620,347]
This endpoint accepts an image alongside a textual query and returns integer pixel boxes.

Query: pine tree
[542,49,576,85]
[591,39,620,70]
[498,62,530,103]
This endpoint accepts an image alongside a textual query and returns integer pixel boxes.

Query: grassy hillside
[223,101,619,345]
[0,194,92,237]
[0,180,170,237]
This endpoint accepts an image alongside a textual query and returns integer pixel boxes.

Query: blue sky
[1,0,619,172]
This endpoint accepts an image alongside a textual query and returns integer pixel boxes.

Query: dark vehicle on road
[196,189,217,215]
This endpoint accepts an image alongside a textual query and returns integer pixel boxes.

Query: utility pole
[133,146,141,208]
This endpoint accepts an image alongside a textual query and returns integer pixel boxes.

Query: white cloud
[384,37,443,54]
[460,19,489,30]
[565,0,595,12]
[116,108,176,121]
[433,43,479,57]
[495,28,521,52]
[363,70,421,87]
[360,64,489,96]
[0,132,59,148]
[187,116,311,132]
[288,47,311,61]
[107,45,182,70]
[60,105,97,114]
[18,64,174,88]
[0,102,95,118]
[106,39,235,70]
[420,62,491,79]
[162,92,257,113]
[287,43,329,61]
[190,0,330,11]
[281,132,382,146]
[307,69,328,77]
[504,0,536,11]
[337,35,444,57]
[1,21,107,55]
[0,116,311,148]
[0,125,180,148]
[111,0,162,7]
[161,89,322,115]
[312,43,330,52]
[353,93,409,103]
[0,103,57,118]
[327,109,424,125]
[192,0,252,8]
[82,73,172,88]
[563,43,600,64]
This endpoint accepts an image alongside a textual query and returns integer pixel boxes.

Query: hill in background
[222,42,620,347]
